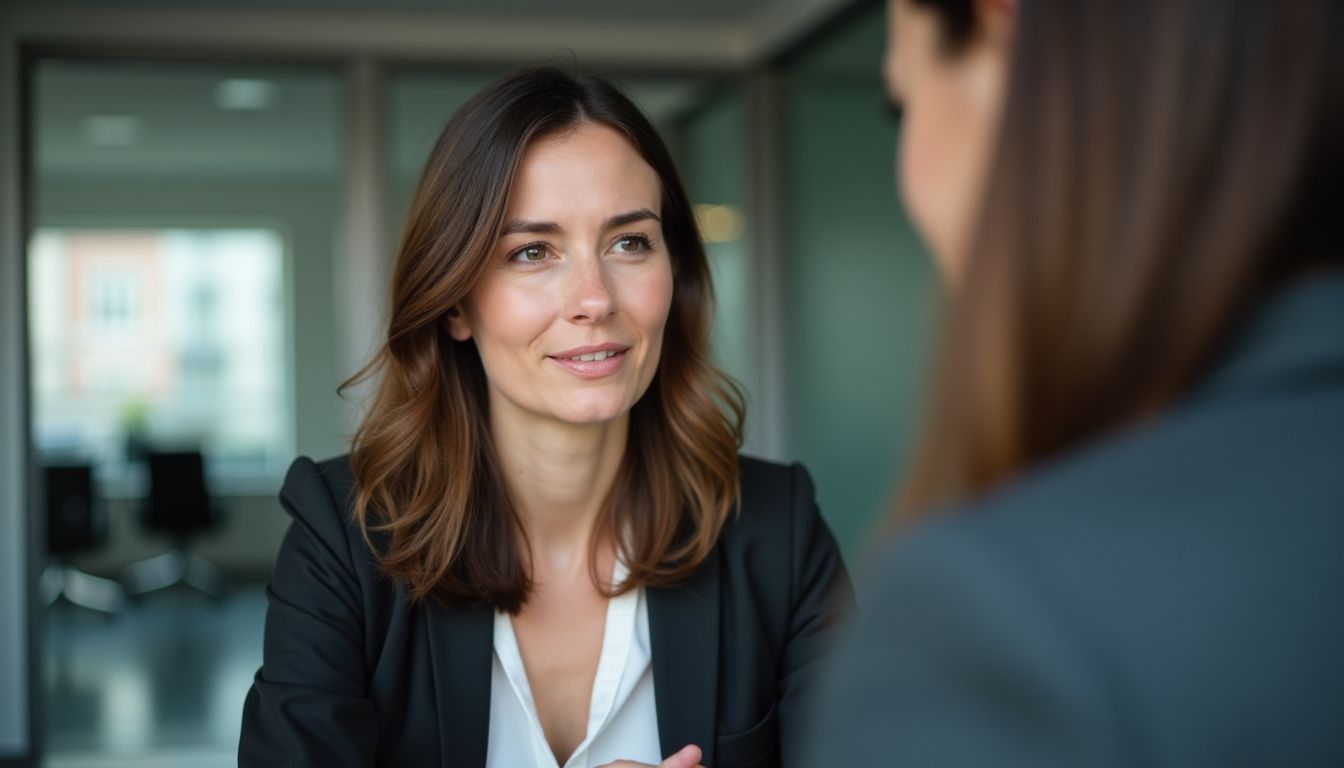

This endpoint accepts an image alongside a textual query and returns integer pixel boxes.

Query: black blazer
[241,455,854,767]
[808,271,1344,766]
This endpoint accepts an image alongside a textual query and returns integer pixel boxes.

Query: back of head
[902,0,1344,514]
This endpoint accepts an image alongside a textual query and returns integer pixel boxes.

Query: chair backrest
[144,450,215,537]
[45,463,100,556]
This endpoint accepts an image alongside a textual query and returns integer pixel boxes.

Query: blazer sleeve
[778,463,858,765]
[803,523,1128,767]
[239,457,379,767]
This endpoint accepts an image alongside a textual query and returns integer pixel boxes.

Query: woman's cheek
[645,264,675,335]
[900,113,941,249]
[612,261,670,329]
[471,278,555,354]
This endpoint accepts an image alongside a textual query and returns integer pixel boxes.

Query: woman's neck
[489,397,627,578]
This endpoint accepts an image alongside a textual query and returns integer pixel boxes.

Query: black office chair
[41,463,127,613]
[121,449,225,597]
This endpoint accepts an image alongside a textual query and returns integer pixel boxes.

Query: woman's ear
[445,305,473,341]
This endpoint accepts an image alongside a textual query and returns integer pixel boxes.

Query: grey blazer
[808,270,1344,767]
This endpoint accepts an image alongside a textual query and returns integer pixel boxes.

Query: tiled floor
[42,584,268,766]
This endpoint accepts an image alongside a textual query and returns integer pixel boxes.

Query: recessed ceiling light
[81,115,144,147]
[215,78,277,111]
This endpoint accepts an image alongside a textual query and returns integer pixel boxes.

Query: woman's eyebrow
[500,219,562,236]
[499,208,661,238]
[603,208,660,231]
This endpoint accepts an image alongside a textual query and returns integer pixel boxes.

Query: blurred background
[0,0,938,764]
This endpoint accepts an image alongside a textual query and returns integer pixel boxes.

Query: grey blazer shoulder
[810,271,1344,767]
[241,454,854,768]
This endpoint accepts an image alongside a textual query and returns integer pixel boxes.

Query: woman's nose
[566,253,616,322]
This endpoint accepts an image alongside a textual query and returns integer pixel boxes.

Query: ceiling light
[81,115,144,147]
[214,79,277,111]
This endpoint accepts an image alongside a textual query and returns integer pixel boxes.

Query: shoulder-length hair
[900,0,1344,517]
[344,66,744,612]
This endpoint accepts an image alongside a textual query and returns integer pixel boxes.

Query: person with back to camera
[808,0,1344,765]
[239,66,854,768]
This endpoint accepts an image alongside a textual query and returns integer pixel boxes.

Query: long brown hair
[900,0,1344,517]
[344,66,744,612]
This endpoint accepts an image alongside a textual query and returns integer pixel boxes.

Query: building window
[29,227,293,490]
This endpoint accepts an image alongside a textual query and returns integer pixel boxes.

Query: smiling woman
[445,126,674,435]
[239,66,854,768]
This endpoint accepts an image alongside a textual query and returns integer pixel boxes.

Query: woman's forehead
[505,124,662,226]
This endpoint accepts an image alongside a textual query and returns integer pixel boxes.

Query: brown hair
[900,0,1344,516]
[344,66,744,612]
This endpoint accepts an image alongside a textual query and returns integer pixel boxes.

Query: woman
[240,67,853,768]
[811,0,1343,765]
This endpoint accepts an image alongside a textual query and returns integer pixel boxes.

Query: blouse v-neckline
[488,558,658,768]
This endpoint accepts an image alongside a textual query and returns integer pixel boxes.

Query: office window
[28,227,292,485]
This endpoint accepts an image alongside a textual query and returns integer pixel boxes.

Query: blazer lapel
[424,600,494,768]
[648,546,722,766]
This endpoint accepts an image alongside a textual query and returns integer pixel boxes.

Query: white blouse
[486,559,662,768]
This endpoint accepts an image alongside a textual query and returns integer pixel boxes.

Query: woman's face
[448,122,674,427]
[886,0,1012,283]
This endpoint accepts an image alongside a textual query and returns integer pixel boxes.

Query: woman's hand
[597,744,703,768]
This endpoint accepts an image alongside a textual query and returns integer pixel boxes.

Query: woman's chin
[550,395,634,426]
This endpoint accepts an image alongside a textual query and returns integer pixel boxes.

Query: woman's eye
[511,245,547,263]
[613,236,650,254]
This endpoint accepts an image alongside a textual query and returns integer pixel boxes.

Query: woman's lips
[547,346,630,378]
